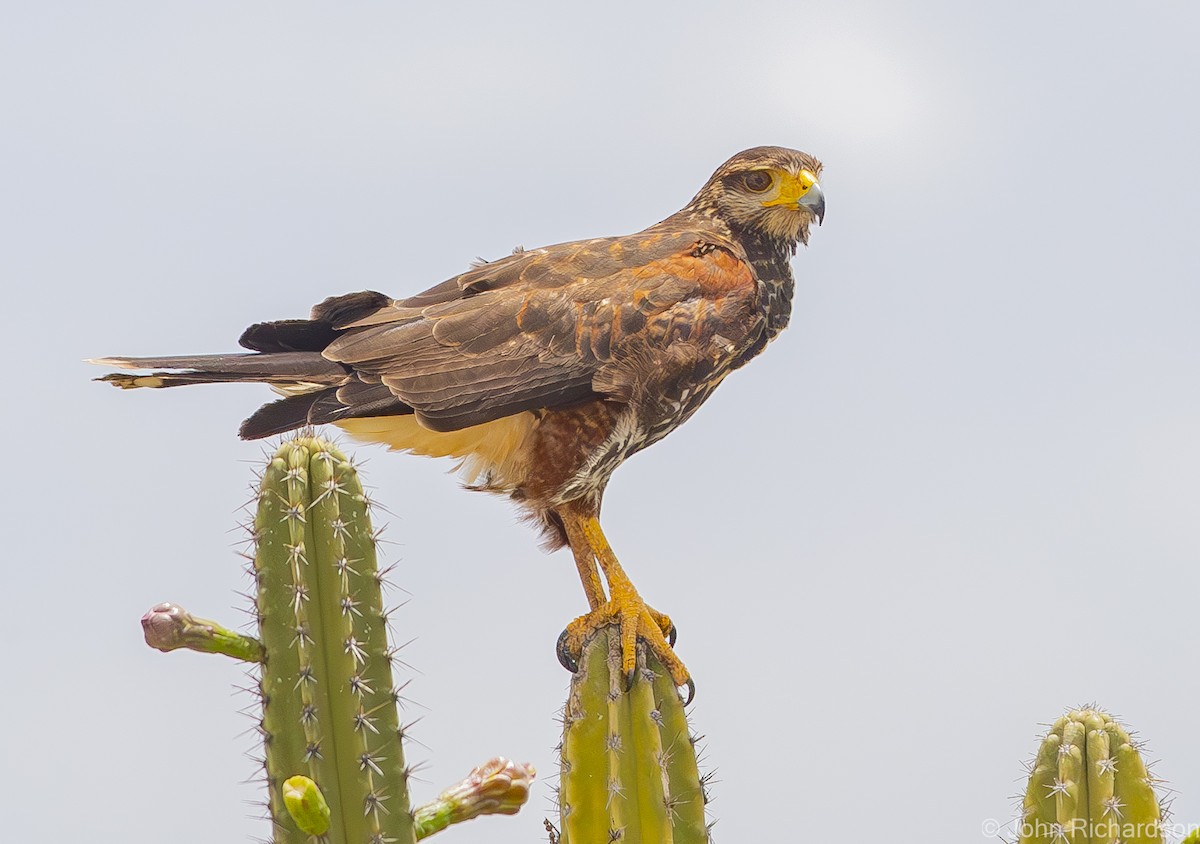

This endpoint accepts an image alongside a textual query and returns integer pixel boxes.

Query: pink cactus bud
[442,757,536,821]
[141,602,192,652]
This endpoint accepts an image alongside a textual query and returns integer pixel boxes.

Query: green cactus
[142,435,534,843]
[1019,706,1165,844]
[556,624,710,844]
[249,436,414,844]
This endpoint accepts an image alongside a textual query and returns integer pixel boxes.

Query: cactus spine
[1019,707,1164,844]
[252,437,414,844]
[558,625,710,844]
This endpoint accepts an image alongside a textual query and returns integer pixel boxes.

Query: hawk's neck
[734,227,797,340]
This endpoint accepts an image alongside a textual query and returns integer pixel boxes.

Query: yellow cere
[762,169,819,208]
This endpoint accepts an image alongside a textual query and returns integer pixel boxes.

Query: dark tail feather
[237,291,391,352]
[90,302,414,438]
[239,385,413,439]
[96,371,280,389]
[239,390,336,439]
[237,320,339,354]
[91,290,391,385]
[89,352,348,389]
[309,382,404,423]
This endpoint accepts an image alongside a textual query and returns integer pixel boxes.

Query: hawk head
[688,146,825,245]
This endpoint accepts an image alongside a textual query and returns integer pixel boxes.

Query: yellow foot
[557,593,693,704]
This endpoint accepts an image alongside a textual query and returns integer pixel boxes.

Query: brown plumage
[93,146,825,697]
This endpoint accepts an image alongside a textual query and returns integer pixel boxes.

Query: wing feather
[320,228,758,431]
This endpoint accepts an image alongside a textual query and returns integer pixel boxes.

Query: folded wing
[321,229,756,432]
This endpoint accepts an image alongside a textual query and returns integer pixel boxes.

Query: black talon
[624,666,637,691]
[666,622,677,648]
[556,628,579,673]
[681,678,695,706]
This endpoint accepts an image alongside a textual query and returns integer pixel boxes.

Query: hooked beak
[798,181,825,225]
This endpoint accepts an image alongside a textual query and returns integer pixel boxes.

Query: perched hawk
[94,146,825,701]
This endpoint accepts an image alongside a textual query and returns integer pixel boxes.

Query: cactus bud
[282,775,331,836]
[412,758,535,839]
[141,602,264,663]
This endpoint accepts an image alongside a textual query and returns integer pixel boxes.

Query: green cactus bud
[558,625,710,844]
[283,775,332,836]
[141,602,264,663]
[412,757,536,839]
[1019,706,1165,844]
[253,437,415,844]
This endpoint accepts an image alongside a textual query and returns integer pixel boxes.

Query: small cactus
[556,625,710,843]
[1019,706,1165,844]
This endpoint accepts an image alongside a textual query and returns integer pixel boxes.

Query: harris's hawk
[94,146,825,700]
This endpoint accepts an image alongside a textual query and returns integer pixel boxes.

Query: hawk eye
[742,170,773,192]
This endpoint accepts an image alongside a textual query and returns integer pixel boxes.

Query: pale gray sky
[3,2,1198,841]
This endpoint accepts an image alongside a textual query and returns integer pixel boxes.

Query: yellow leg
[579,515,677,644]
[561,512,606,611]
[556,504,692,699]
